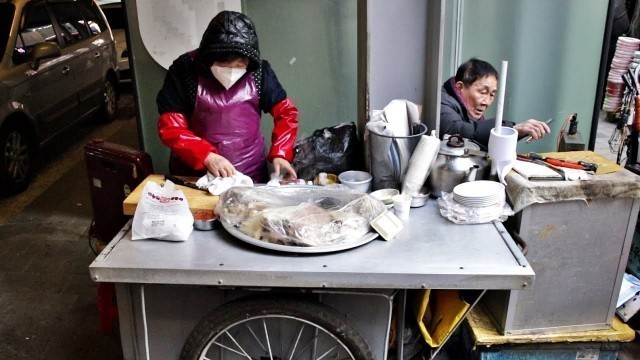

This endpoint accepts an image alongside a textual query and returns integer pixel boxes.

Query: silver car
[99,0,129,80]
[0,0,119,194]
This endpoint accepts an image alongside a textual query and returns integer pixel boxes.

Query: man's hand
[272,157,297,181]
[204,152,235,177]
[514,119,551,142]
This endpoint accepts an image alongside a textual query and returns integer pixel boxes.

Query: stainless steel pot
[426,134,490,197]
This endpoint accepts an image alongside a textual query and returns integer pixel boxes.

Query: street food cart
[483,152,640,335]
[89,188,534,360]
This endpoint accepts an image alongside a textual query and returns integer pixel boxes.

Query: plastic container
[370,188,400,205]
[371,211,404,241]
[411,192,430,208]
[338,171,372,193]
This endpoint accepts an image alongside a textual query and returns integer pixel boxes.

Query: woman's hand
[514,119,551,142]
[272,157,297,181]
[204,152,235,177]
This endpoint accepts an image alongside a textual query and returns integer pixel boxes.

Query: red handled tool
[520,153,598,172]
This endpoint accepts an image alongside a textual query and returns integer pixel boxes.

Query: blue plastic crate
[468,343,619,360]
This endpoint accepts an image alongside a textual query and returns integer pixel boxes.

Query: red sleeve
[268,98,299,162]
[157,112,218,170]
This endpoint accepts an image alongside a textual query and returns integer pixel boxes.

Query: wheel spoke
[210,339,249,358]
[287,323,305,360]
[195,311,362,360]
[315,346,338,360]
[244,322,268,352]
[212,330,252,359]
[290,333,320,360]
[262,318,274,360]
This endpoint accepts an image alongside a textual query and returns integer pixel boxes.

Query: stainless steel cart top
[89,201,534,290]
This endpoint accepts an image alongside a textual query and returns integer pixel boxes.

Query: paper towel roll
[488,127,518,184]
[402,132,440,196]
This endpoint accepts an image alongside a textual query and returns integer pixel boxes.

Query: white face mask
[211,66,247,90]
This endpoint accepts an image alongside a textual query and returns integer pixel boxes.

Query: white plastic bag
[132,180,194,241]
[436,192,513,224]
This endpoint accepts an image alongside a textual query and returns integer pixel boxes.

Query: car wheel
[0,122,35,194]
[99,75,118,123]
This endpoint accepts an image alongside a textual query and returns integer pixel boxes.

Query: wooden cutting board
[122,174,219,216]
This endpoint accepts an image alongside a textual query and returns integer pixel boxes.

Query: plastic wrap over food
[437,192,514,224]
[216,186,387,247]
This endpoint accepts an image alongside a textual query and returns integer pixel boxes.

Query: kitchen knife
[164,174,209,193]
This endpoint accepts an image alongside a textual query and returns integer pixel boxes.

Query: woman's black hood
[198,11,261,70]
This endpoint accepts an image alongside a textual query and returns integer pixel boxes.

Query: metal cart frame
[90,202,534,359]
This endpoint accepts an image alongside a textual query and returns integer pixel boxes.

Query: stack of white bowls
[452,181,505,208]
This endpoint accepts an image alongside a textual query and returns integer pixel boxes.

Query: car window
[78,0,108,36]
[100,4,125,30]
[13,1,60,65]
[0,4,15,57]
[49,2,92,45]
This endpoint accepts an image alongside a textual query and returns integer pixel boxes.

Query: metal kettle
[427,134,490,197]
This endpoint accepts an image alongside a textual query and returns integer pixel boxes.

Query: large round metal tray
[220,220,379,254]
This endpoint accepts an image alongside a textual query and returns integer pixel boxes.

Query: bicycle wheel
[180,297,375,360]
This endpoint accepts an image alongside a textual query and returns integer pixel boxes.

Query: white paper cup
[392,194,412,222]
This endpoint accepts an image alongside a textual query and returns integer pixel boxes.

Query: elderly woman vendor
[440,58,550,147]
[156,11,299,183]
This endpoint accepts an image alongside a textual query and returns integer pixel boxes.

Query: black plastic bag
[292,122,363,181]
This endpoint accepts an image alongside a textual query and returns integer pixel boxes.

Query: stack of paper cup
[603,36,640,112]
[488,127,518,184]
[401,131,440,196]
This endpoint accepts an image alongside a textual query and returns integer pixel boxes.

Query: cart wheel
[180,297,375,360]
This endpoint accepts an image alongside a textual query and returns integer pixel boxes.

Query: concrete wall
[125,0,358,174]
[125,0,608,171]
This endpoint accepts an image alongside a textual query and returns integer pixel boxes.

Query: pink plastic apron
[188,60,267,182]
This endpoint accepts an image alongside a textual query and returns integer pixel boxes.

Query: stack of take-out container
[603,36,640,113]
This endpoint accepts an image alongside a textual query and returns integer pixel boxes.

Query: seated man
[440,58,550,147]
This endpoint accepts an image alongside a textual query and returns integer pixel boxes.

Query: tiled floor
[0,87,638,359]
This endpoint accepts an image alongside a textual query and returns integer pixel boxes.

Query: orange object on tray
[193,210,216,220]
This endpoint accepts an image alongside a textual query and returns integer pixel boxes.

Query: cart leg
[97,282,118,334]
[396,289,407,360]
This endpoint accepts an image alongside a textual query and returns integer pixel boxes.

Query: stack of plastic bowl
[603,36,640,113]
